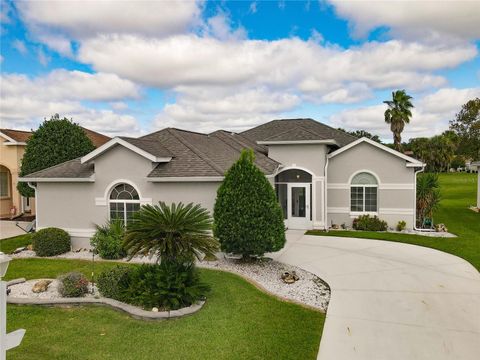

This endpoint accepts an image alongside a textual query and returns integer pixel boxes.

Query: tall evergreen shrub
[213,149,286,258]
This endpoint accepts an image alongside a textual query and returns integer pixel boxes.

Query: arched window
[109,183,140,224]
[350,172,378,213]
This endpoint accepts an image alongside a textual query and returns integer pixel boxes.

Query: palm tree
[416,173,441,228]
[384,90,414,151]
[124,202,219,263]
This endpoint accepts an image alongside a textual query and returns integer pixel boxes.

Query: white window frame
[349,172,379,216]
[108,183,141,224]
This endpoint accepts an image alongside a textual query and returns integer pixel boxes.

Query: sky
[0,0,479,141]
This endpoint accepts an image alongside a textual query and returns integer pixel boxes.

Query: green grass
[0,233,32,254]
[6,258,324,360]
[307,173,480,271]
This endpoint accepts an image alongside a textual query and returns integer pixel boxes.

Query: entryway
[274,168,313,230]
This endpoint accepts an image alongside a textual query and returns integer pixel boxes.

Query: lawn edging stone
[7,296,205,321]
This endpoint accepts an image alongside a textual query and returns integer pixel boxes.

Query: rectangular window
[351,186,378,212]
[0,171,9,198]
[275,184,288,219]
[364,187,378,212]
[350,186,364,212]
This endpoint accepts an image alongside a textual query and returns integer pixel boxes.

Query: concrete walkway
[0,220,29,239]
[273,231,480,360]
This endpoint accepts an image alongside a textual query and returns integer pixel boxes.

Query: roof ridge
[167,129,225,176]
[303,119,358,141]
[0,128,32,134]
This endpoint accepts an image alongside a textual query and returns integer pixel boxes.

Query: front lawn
[6,258,324,360]
[308,173,480,271]
[0,233,32,254]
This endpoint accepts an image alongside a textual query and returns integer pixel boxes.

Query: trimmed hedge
[353,215,388,231]
[97,265,132,301]
[32,227,71,256]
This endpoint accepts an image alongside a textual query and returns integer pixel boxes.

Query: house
[472,161,480,209]
[0,127,110,218]
[18,119,425,249]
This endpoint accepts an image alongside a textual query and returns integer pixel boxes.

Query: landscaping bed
[6,258,324,360]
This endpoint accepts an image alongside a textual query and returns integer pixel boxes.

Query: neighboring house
[0,127,110,218]
[18,119,425,248]
[472,161,480,209]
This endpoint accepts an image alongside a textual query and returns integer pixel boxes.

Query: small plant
[58,272,89,297]
[91,219,126,259]
[416,173,441,228]
[396,220,407,231]
[97,266,133,301]
[353,215,388,231]
[125,262,210,310]
[32,227,71,256]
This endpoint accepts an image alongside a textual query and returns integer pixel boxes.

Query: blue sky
[1,0,479,140]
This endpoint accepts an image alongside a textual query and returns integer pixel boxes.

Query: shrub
[32,227,71,256]
[214,149,286,258]
[97,266,132,301]
[124,202,219,263]
[416,173,441,228]
[58,272,89,297]
[396,220,407,231]
[91,219,126,259]
[125,262,209,310]
[353,215,388,231]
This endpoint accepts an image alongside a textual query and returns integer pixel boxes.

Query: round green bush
[58,272,89,297]
[32,227,71,256]
[97,266,132,301]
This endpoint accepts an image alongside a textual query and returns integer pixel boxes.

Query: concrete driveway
[0,220,29,240]
[273,231,480,360]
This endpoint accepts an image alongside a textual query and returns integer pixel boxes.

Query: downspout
[413,165,434,232]
[27,182,38,229]
[324,156,329,231]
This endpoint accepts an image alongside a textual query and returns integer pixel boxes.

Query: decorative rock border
[7,279,205,320]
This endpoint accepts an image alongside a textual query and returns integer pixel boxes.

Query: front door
[287,183,311,229]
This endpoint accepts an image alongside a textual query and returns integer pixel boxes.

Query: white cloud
[16,0,202,39]
[37,48,50,66]
[155,87,301,132]
[327,0,480,41]
[329,87,480,140]
[12,39,28,55]
[0,70,142,135]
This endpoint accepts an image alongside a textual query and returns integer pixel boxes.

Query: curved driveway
[273,231,480,360]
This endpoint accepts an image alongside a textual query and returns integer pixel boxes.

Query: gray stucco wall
[267,144,327,177]
[327,142,416,229]
[36,145,221,249]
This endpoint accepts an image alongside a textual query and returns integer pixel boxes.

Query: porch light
[0,253,10,279]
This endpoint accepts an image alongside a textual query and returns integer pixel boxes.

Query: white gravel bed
[8,279,98,299]
[198,257,330,311]
[11,250,330,311]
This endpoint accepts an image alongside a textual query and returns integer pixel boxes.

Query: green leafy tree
[213,149,286,258]
[337,128,382,143]
[384,90,414,151]
[124,202,219,264]
[449,98,480,160]
[18,114,95,197]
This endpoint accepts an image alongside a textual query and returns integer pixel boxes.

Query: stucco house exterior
[0,127,110,218]
[18,119,425,249]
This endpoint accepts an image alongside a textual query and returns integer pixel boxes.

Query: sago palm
[124,202,219,263]
[384,90,414,151]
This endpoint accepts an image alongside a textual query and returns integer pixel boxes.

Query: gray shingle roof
[21,158,94,179]
[119,137,173,158]
[144,128,279,178]
[241,118,357,147]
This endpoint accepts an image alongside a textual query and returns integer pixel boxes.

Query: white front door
[287,183,311,229]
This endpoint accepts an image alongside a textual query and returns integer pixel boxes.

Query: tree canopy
[213,149,285,258]
[449,98,480,160]
[18,114,95,197]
